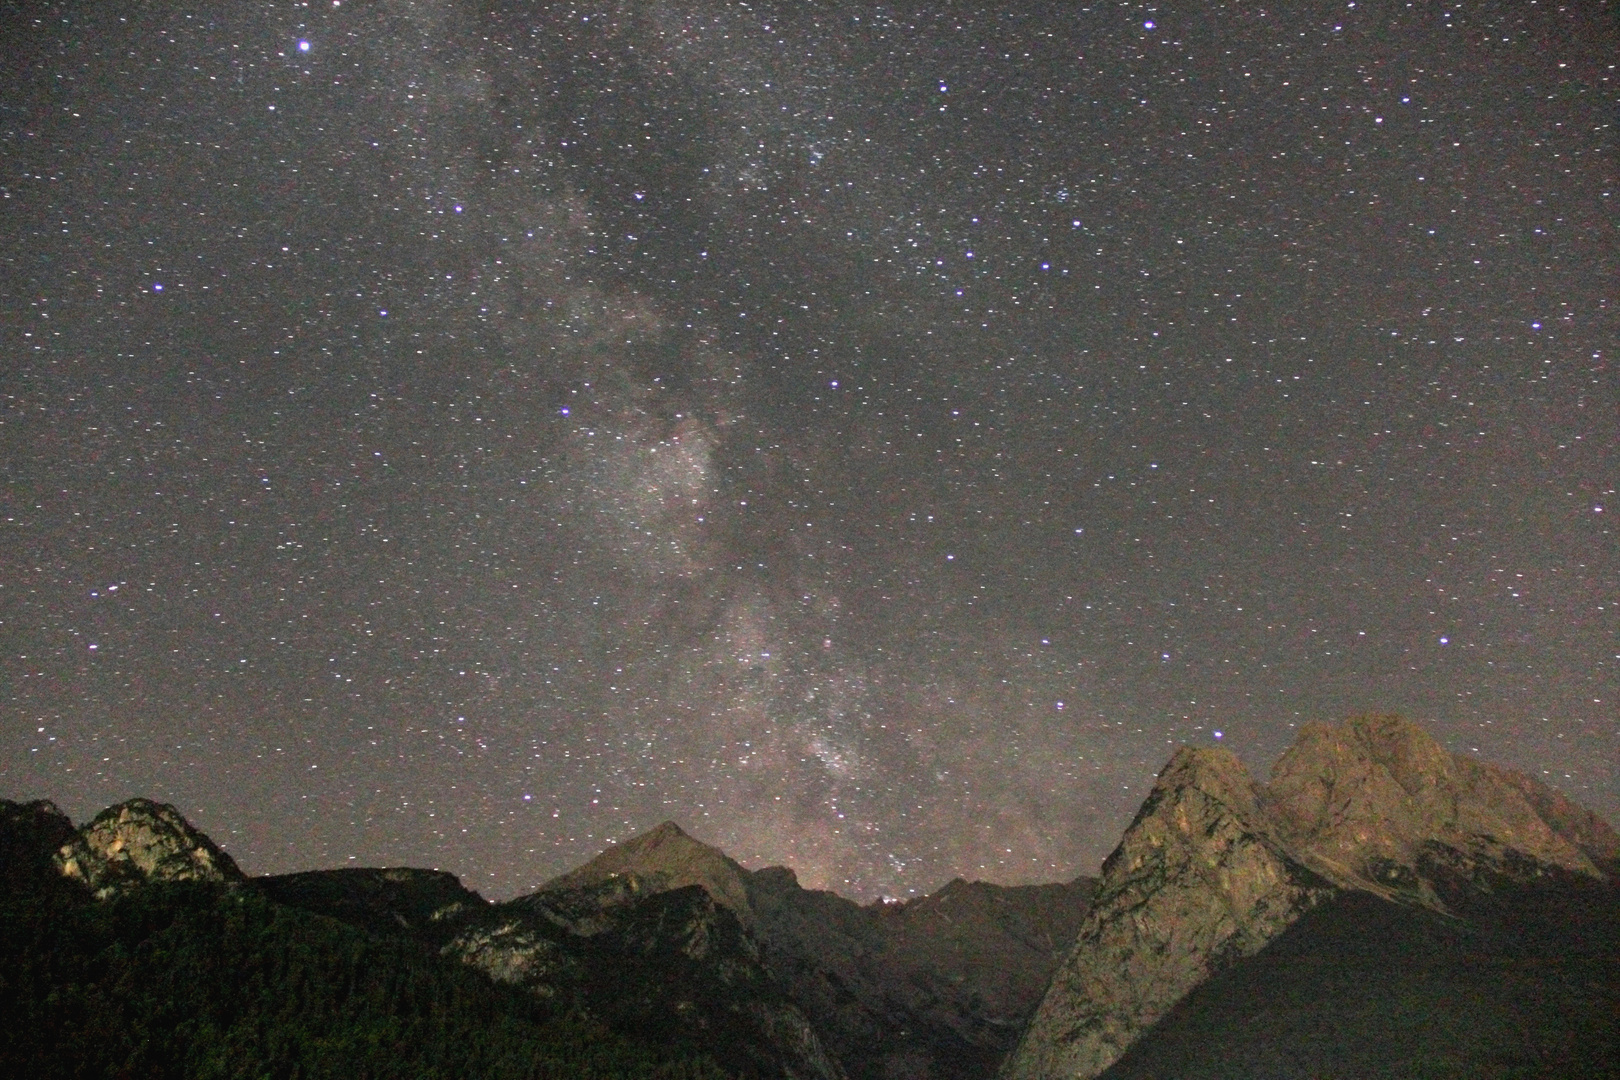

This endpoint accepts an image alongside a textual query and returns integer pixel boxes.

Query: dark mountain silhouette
[0,801,730,1080]
[1095,879,1619,1080]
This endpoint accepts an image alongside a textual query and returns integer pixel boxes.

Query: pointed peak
[601,820,718,862]
[1153,744,1258,804]
[1161,743,1245,774]
[538,820,755,921]
[635,820,693,844]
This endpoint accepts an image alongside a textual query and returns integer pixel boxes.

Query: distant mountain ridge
[5,713,1616,1080]
[518,818,1096,1080]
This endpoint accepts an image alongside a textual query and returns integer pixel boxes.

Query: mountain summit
[1002,714,1618,1080]
[538,820,758,923]
[45,797,245,898]
[1268,713,1616,896]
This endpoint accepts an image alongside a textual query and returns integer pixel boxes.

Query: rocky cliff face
[1002,715,1618,1080]
[44,798,244,898]
[1003,747,1335,1080]
[1265,714,1604,904]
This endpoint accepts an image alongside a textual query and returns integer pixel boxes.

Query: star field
[2,0,1615,899]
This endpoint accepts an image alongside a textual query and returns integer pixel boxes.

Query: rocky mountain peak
[1105,745,1263,857]
[1003,714,1619,1080]
[1266,714,1599,899]
[537,820,756,924]
[1345,712,1458,794]
[57,797,244,897]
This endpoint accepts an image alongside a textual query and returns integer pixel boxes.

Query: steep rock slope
[1003,747,1335,1080]
[1003,715,1618,1080]
[1476,758,1620,876]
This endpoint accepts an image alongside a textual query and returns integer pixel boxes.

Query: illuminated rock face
[1001,747,1336,1080]
[1265,714,1606,904]
[1001,716,1618,1080]
[56,798,244,897]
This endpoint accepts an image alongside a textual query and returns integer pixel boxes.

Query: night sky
[3,0,1614,900]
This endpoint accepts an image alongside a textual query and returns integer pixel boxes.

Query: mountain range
[3,714,1616,1079]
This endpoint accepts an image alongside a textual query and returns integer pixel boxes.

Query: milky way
[3,0,1614,899]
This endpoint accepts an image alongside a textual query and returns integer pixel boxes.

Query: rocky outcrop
[1265,714,1603,904]
[1002,715,1617,1080]
[445,916,581,991]
[2,797,245,901]
[56,798,244,897]
[1003,747,1335,1080]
